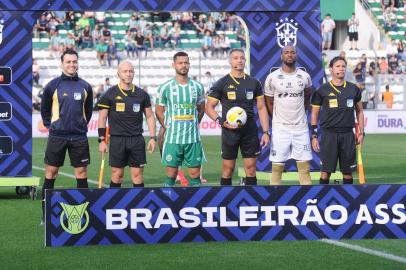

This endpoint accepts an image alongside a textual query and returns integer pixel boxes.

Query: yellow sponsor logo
[116,103,125,112]
[115,96,123,100]
[228,85,235,89]
[227,91,236,100]
[174,114,194,121]
[328,92,336,96]
[329,99,338,108]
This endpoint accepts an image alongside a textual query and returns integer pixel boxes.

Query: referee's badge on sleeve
[133,103,140,112]
[346,99,354,107]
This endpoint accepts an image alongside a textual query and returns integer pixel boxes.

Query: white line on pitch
[32,165,109,188]
[320,239,406,264]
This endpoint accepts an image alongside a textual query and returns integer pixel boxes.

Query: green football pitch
[0,135,405,270]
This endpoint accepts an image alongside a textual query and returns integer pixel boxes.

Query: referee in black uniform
[40,49,93,223]
[205,48,269,186]
[311,56,364,184]
[97,60,156,187]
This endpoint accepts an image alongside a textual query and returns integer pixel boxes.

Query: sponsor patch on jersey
[133,103,140,112]
[174,114,194,121]
[227,91,236,100]
[346,99,354,107]
[116,103,125,112]
[228,85,235,89]
[115,96,122,100]
[74,92,82,100]
[328,92,336,96]
[329,99,338,108]
[246,90,253,100]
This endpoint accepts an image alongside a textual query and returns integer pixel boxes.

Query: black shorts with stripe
[44,136,90,168]
[109,135,146,168]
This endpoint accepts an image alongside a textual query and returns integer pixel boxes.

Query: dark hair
[386,85,389,90]
[173,51,189,62]
[326,13,331,17]
[61,48,78,62]
[329,56,346,68]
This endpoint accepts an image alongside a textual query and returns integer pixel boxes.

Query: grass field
[0,135,405,270]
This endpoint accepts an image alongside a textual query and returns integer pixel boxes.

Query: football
[226,106,247,127]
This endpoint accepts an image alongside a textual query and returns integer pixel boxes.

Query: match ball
[226,106,247,127]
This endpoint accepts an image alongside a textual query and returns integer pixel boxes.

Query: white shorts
[269,129,312,162]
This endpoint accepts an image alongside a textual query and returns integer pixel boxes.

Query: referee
[311,56,364,184]
[97,60,156,187]
[40,49,93,223]
[205,48,270,186]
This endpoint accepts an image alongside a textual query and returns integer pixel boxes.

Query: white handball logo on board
[275,18,299,48]
[0,20,4,45]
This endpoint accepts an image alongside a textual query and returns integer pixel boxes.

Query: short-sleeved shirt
[208,73,263,120]
[264,68,312,131]
[156,78,205,144]
[311,81,361,132]
[97,84,151,136]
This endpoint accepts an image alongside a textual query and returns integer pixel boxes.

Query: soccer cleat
[177,170,189,187]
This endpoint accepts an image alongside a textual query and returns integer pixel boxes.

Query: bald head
[281,45,296,55]
[117,60,135,85]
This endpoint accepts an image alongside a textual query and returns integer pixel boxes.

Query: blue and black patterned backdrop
[46,185,406,247]
[0,0,321,176]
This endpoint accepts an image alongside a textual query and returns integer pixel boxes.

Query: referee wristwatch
[98,137,105,143]
[263,130,271,136]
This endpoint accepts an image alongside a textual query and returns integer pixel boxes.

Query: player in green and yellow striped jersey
[155,51,206,186]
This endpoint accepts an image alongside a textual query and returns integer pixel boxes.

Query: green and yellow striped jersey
[156,78,205,144]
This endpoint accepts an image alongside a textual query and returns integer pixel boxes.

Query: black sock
[245,176,257,186]
[319,178,329,185]
[220,177,232,186]
[76,178,88,188]
[42,178,55,220]
[133,183,144,187]
[110,181,121,188]
[343,178,353,184]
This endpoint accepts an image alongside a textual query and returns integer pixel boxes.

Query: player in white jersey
[155,51,206,187]
[264,45,312,185]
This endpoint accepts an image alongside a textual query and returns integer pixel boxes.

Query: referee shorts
[320,130,357,174]
[44,136,90,168]
[109,135,146,168]
[221,121,260,160]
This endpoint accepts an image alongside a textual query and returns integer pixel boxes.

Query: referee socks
[244,176,257,186]
[41,178,55,223]
[343,178,353,184]
[220,178,232,186]
[133,183,144,187]
[319,178,329,185]
[110,181,121,188]
[76,178,88,188]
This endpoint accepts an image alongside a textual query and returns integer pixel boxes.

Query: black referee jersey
[311,81,361,132]
[97,84,151,136]
[207,73,263,120]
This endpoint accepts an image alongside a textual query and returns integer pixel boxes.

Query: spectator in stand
[127,14,139,33]
[124,30,136,57]
[72,25,82,48]
[143,23,155,49]
[379,56,389,73]
[386,39,398,59]
[34,14,50,38]
[81,25,93,49]
[99,77,111,95]
[219,33,231,57]
[96,39,108,66]
[353,62,366,89]
[218,12,228,31]
[201,30,213,58]
[171,12,182,25]
[107,40,121,67]
[134,31,148,57]
[347,12,359,50]
[399,59,406,73]
[194,15,208,38]
[388,55,400,74]
[206,15,216,35]
[321,13,336,50]
[212,35,221,58]
[396,40,404,60]
[48,17,58,33]
[236,21,246,48]
[382,84,394,108]
[171,21,181,48]
[339,50,347,60]
[383,7,398,32]
[49,30,64,57]
[53,11,66,24]
[159,23,172,48]
[101,24,112,41]
[77,15,90,30]
[95,11,106,25]
[181,12,194,30]
[381,0,395,11]
[92,24,102,47]
[33,58,40,86]
[138,15,147,33]
[64,32,76,50]
[368,61,378,81]
[229,13,239,31]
